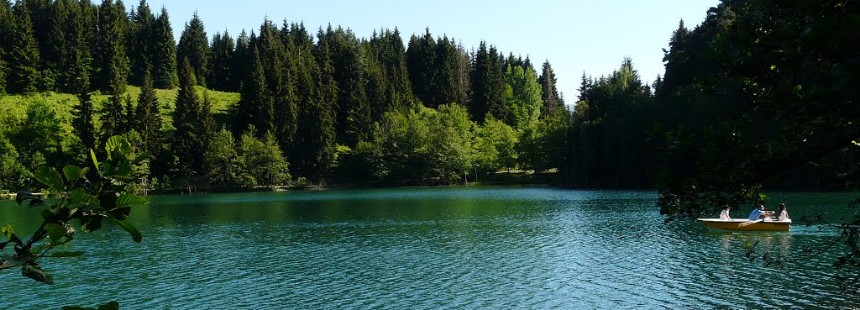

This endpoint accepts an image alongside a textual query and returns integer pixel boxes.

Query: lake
[2,187,860,309]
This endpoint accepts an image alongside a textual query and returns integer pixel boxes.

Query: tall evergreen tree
[151,7,176,88]
[538,60,563,119]
[430,36,463,108]
[127,0,155,86]
[171,57,206,179]
[406,28,436,106]
[133,69,161,155]
[230,29,250,92]
[8,1,40,94]
[234,45,270,136]
[320,26,369,146]
[72,90,96,151]
[177,12,209,86]
[486,46,508,124]
[56,0,92,94]
[366,28,414,115]
[208,30,234,91]
[0,1,11,93]
[93,0,129,92]
[42,0,70,91]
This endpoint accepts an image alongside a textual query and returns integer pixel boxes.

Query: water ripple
[3,189,860,309]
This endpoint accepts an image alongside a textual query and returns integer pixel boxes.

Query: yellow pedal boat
[697,218,791,231]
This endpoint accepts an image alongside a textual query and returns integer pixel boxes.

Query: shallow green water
[1,188,859,309]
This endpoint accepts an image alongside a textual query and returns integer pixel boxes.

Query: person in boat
[748,204,774,221]
[777,203,790,221]
[719,205,731,220]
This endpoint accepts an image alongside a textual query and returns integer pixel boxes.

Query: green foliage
[133,70,162,156]
[538,61,564,119]
[654,0,860,219]
[152,7,177,89]
[0,135,147,284]
[208,31,235,91]
[0,136,29,190]
[92,0,129,93]
[177,12,209,86]
[504,63,543,129]
[205,128,239,187]
[168,58,209,183]
[237,129,289,188]
[8,1,41,94]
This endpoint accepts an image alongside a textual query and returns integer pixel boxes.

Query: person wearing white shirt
[719,205,731,220]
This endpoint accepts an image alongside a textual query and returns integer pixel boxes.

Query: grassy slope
[0,86,239,134]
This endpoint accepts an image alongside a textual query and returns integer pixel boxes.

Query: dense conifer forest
[0,0,856,210]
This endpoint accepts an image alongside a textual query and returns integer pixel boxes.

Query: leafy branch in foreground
[0,135,147,284]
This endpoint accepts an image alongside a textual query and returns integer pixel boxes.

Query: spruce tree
[134,69,161,156]
[230,29,250,92]
[405,29,436,106]
[93,0,129,92]
[72,90,96,151]
[177,12,209,86]
[538,60,563,119]
[171,57,206,179]
[431,36,463,108]
[234,46,271,136]
[127,0,154,86]
[208,31,234,91]
[9,1,40,94]
[151,7,177,88]
[43,0,70,92]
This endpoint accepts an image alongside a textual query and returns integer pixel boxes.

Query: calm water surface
[1,187,859,309]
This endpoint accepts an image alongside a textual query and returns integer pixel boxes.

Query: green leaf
[131,152,151,165]
[107,207,131,220]
[90,149,100,174]
[112,218,142,243]
[50,251,84,258]
[2,224,23,245]
[116,193,147,209]
[68,189,98,206]
[45,223,66,243]
[62,165,86,183]
[35,166,64,191]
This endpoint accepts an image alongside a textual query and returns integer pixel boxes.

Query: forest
[0,0,857,214]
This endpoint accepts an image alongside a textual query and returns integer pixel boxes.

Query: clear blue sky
[132,0,718,103]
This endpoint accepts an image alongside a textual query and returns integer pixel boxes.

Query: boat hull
[697,218,791,231]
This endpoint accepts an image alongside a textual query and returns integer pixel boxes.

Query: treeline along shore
[0,0,857,207]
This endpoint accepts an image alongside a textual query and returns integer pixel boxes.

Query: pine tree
[300,33,337,181]
[538,60,563,119]
[367,28,413,114]
[99,69,127,142]
[93,0,129,92]
[234,46,271,136]
[58,0,92,94]
[229,30,249,90]
[42,0,70,92]
[0,1,11,93]
[151,7,176,88]
[208,30,234,91]
[9,1,40,94]
[72,90,96,151]
[430,36,463,107]
[177,12,209,86]
[171,57,206,180]
[127,0,154,86]
[486,46,508,124]
[406,28,436,106]
[134,68,161,156]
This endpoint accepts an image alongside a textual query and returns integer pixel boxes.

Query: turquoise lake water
[1,187,859,309]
